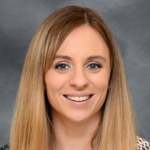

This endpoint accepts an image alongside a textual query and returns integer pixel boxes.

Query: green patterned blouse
[0,144,9,150]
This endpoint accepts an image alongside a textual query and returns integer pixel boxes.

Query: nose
[69,66,89,89]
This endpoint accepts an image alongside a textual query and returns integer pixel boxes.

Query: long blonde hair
[10,6,136,150]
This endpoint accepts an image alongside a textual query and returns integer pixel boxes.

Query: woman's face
[45,25,111,123]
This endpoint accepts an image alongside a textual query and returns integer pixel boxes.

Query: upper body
[7,6,149,150]
[1,136,150,150]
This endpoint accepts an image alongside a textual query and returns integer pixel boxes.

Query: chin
[64,111,92,123]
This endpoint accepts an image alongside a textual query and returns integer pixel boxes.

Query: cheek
[90,71,110,90]
[45,71,68,92]
[45,71,70,108]
[92,75,109,112]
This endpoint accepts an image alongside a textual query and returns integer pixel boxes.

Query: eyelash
[55,63,102,71]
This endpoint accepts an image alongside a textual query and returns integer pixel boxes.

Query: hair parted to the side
[9,6,136,150]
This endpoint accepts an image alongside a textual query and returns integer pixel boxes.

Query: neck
[52,111,100,150]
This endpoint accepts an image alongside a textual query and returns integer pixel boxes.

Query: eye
[55,63,69,71]
[55,63,102,71]
[87,63,102,70]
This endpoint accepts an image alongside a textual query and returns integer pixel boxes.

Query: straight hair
[10,6,136,150]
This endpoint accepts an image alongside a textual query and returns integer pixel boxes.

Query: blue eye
[55,64,69,71]
[55,63,102,71]
[87,63,102,70]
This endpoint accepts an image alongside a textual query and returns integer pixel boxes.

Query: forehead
[55,25,109,60]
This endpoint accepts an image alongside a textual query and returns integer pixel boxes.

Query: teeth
[66,96,91,101]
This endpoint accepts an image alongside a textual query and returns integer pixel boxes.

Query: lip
[63,94,94,107]
[64,92,93,97]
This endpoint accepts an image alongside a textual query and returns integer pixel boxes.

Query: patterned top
[136,136,150,150]
[0,143,9,150]
[0,136,150,150]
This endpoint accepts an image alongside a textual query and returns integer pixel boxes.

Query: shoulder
[136,136,150,150]
[0,144,9,150]
[0,138,149,150]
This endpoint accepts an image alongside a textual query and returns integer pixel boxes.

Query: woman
[1,6,150,150]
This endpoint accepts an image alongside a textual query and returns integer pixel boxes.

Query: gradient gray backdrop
[0,0,150,146]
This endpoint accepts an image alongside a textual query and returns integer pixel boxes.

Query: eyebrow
[54,55,106,61]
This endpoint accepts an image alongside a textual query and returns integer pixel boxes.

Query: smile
[64,95,93,102]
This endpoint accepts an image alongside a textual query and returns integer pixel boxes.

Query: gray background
[0,0,150,146]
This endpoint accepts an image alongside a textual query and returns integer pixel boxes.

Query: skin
[45,25,111,150]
